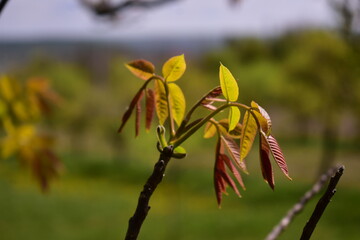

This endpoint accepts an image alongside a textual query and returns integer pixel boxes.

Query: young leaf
[259,134,275,190]
[251,101,272,135]
[168,83,186,126]
[125,59,155,80]
[201,86,223,105]
[217,156,241,197]
[239,110,258,161]
[204,122,217,139]
[214,139,226,206]
[145,89,155,132]
[268,135,291,180]
[219,63,239,102]
[118,89,144,133]
[221,153,246,190]
[156,125,167,149]
[173,146,187,159]
[154,80,168,125]
[228,106,240,131]
[162,54,186,82]
[221,136,248,173]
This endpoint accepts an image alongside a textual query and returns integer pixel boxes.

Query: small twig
[81,0,179,16]
[0,0,10,18]
[300,165,344,240]
[125,145,174,240]
[265,165,344,240]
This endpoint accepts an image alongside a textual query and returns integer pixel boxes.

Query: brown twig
[125,145,174,240]
[81,0,179,16]
[300,165,344,240]
[0,0,10,18]
[265,165,344,240]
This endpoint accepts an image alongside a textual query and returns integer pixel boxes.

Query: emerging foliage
[119,55,291,206]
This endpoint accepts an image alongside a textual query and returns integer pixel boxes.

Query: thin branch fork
[265,165,345,240]
[125,145,174,240]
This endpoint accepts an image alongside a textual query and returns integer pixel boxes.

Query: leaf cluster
[119,55,291,206]
[0,76,62,191]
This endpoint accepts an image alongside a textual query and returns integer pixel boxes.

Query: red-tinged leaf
[154,80,168,125]
[135,93,143,137]
[145,89,155,131]
[118,89,144,133]
[214,139,226,206]
[259,134,275,190]
[221,153,246,190]
[217,159,241,197]
[201,87,224,111]
[221,136,248,173]
[202,103,217,111]
[201,86,223,105]
[240,110,258,161]
[214,171,225,206]
[251,101,272,135]
[268,135,292,180]
[125,59,155,80]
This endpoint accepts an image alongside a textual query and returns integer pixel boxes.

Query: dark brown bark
[125,145,174,240]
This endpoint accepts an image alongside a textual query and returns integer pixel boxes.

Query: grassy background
[1,141,359,240]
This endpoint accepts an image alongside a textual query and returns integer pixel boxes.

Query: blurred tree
[0,76,62,191]
[281,30,359,173]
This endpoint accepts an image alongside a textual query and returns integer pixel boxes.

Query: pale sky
[0,0,336,40]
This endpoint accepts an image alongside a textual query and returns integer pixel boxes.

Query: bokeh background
[1,0,360,239]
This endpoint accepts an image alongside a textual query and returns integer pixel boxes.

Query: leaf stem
[171,102,250,147]
[175,86,222,137]
[161,79,176,138]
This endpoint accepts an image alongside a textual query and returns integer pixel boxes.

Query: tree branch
[125,145,174,240]
[300,165,344,240]
[0,0,10,18]
[265,165,345,240]
[81,0,179,16]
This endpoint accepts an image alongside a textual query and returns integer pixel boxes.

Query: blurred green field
[1,141,360,240]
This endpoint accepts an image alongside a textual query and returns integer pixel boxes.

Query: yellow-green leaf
[204,122,217,139]
[125,59,155,80]
[162,54,186,82]
[154,80,168,125]
[168,83,186,126]
[240,110,258,161]
[173,146,187,159]
[219,63,239,102]
[228,106,240,132]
